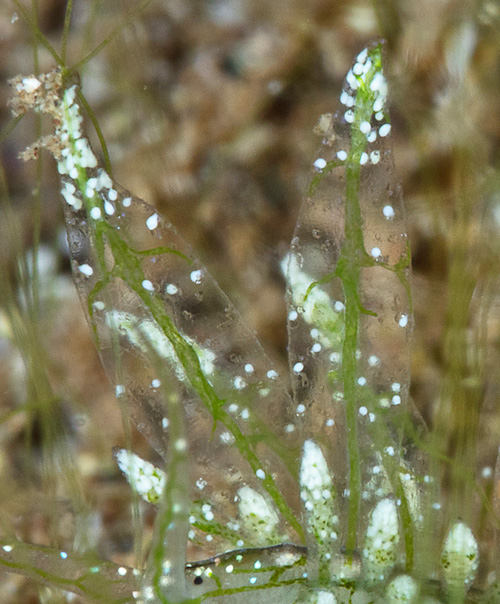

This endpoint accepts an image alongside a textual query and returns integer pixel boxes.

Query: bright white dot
[78,263,93,276]
[375,111,384,121]
[314,158,327,170]
[344,110,354,123]
[293,362,304,373]
[391,383,401,392]
[2,545,13,552]
[256,469,265,479]
[142,279,154,292]
[162,418,169,429]
[368,355,379,366]
[360,152,369,165]
[367,131,377,143]
[146,213,159,230]
[267,369,278,379]
[118,567,127,576]
[340,91,354,107]
[108,189,118,201]
[392,395,401,406]
[337,150,348,161]
[122,197,132,207]
[104,200,115,215]
[360,121,371,134]
[285,423,295,432]
[383,205,395,219]
[379,124,391,137]
[311,343,321,353]
[399,314,409,327]
[240,408,250,420]
[326,418,335,427]
[151,379,161,388]
[244,363,254,374]
[386,446,395,456]
[334,301,345,311]
[175,439,187,451]
[357,376,367,386]
[166,283,178,295]
[226,565,234,573]
[482,466,493,478]
[115,385,125,396]
[370,150,380,164]
[288,310,298,321]
[234,376,246,390]
[353,62,363,75]
[190,269,203,284]
[371,247,382,258]
[296,404,306,414]
[90,207,101,219]
[60,551,68,559]
[359,406,368,416]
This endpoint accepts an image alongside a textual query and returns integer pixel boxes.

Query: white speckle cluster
[300,441,337,557]
[115,449,166,504]
[105,310,215,382]
[441,522,478,587]
[284,254,344,351]
[57,86,97,183]
[362,498,400,584]
[307,589,337,604]
[385,575,418,604]
[237,486,280,544]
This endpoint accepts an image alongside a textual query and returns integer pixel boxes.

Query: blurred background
[1,0,500,601]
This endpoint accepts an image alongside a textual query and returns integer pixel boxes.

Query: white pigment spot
[142,279,154,292]
[360,152,369,165]
[383,205,395,219]
[90,207,101,220]
[293,362,304,373]
[175,438,187,452]
[256,469,266,479]
[118,567,127,576]
[379,124,391,137]
[344,110,354,124]
[166,283,178,295]
[190,269,203,284]
[146,213,159,230]
[104,200,115,215]
[360,121,371,134]
[314,158,327,170]
[337,150,348,161]
[151,379,161,388]
[371,247,382,258]
[244,363,254,374]
[122,197,132,207]
[108,189,118,201]
[296,404,306,414]
[399,314,408,327]
[78,263,93,276]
